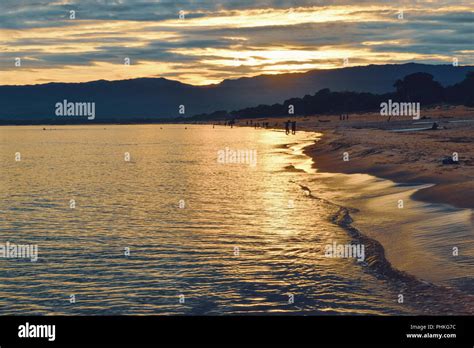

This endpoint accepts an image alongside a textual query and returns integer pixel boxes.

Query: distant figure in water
[431,122,439,130]
[285,120,290,135]
[291,121,296,134]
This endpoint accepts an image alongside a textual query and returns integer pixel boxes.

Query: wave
[289,160,474,315]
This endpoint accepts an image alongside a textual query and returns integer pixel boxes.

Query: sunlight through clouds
[0,0,472,85]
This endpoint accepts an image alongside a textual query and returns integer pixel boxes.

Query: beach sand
[233,105,474,210]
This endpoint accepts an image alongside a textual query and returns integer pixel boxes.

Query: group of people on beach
[285,120,296,135]
[215,119,296,134]
[339,114,349,121]
[253,121,270,129]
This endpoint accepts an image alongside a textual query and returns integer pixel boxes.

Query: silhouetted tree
[393,72,443,104]
[445,71,474,106]
[190,72,473,120]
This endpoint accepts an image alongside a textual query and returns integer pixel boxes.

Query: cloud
[0,0,473,85]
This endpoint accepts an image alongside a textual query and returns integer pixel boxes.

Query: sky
[1,0,473,86]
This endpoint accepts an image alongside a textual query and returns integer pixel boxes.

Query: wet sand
[234,105,474,210]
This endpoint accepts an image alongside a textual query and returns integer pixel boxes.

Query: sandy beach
[234,105,474,210]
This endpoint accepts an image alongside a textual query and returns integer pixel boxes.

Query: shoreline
[2,114,473,210]
[292,136,474,314]
[303,128,473,210]
[240,105,474,210]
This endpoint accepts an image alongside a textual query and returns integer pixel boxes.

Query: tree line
[190,72,474,120]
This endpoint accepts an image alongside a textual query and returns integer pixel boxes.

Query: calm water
[0,125,472,315]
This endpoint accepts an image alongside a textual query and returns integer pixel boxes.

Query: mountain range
[0,63,472,123]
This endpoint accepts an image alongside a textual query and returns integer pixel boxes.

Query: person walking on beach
[291,121,296,134]
[285,120,290,135]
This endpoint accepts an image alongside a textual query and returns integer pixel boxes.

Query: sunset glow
[1,1,473,85]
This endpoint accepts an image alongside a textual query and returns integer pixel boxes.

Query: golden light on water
[0,123,473,315]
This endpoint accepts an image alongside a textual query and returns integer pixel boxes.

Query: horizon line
[2,62,472,88]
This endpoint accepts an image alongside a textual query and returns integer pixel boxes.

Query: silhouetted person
[431,122,439,130]
[285,120,290,135]
[291,121,296,134]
